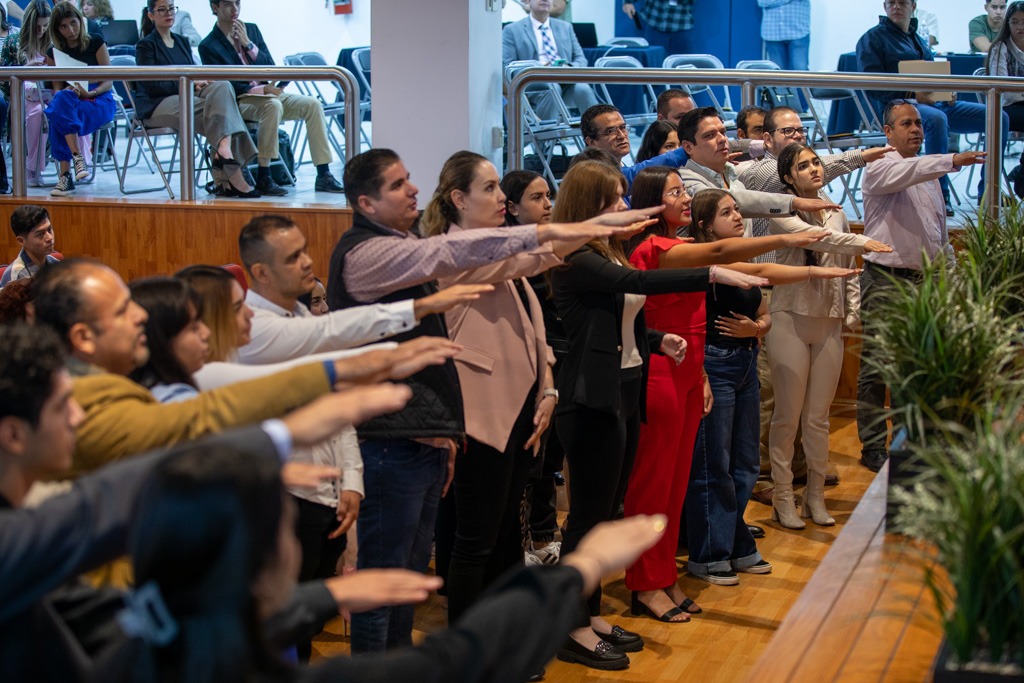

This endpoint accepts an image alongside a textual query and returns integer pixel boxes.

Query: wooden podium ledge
[744,464,945,683]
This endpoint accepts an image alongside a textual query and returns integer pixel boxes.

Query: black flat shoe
[747,524,766,539]
[630,591,689,622]
[593,625,643,652]
[678,597,703,614]
[556,638,628,671]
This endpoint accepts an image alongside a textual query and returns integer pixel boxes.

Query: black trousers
[292,494,347,660]
[446,390,538,622]
[556,369,643,617]
[524,428,564,544]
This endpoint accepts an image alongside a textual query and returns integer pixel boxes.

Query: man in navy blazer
[199,0,344,197]
[502,0,600,121]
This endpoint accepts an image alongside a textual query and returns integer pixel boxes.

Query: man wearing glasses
[856,0,1014,214]
[199,0,345,197]
[676,107,839,228]
[580,103,690,187]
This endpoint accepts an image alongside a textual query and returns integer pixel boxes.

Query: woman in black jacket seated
[548,161,766,671]
[134,0,259,197]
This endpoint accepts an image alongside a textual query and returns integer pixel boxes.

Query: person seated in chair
[136,0,260,198]
[502,0,600,121]
[198,0,344,197]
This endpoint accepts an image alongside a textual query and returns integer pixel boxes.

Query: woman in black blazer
[134,0,258,196]
[549,161,764,671]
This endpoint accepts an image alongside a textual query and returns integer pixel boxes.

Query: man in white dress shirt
[856,100,986,473]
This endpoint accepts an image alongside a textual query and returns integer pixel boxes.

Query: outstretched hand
[714,267,769,290]
[332,337,462,385]
[861,146,895,163]
[283,384,413,447]
[792,196,842,213]
[414,284,495,320]
[863,239,893,253]
[562,515,667,594]
[323,569,443,613]
[952,150,987,167]
[781,229,828,248]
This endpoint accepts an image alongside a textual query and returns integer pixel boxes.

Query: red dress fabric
[624,236,706,590]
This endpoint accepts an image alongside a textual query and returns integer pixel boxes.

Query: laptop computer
[898,59,953,102]
[573,23,599,49]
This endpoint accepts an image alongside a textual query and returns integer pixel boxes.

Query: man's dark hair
[31,258,98,350]
[883,98,919,128]
[763,106,800,135]
[581,103,620,141]
[656,88,692,118]
[0,323,67,427]
[677,106,721,145]
[238,215,296,275]
[736,105,768,136]
[569,146,620,170]
[342,148,402,210]
[10,204,49,239]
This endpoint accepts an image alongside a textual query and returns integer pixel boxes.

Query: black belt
[866,261,921,280]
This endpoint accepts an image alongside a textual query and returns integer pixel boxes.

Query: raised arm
[656,231,829,269]
[557,248,710,295]
[769,213,890,255]
[717,261,860,285]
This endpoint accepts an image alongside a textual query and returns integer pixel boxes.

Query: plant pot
[933,639,1024,682]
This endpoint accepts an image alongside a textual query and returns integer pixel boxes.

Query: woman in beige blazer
[766,143,890,529]
[420,151,635,624]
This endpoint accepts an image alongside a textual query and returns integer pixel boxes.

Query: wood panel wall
[0,198,353,283]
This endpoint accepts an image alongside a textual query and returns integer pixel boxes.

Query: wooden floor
[309,415,923,681]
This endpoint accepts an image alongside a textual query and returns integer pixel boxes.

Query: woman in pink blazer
[420,150,642,623]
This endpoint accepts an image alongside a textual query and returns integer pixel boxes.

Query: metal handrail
[0,65,361,200]
[507,67,1019,216]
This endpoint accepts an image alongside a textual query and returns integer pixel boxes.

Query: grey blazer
[678,159,795,219]
[502,16,588,69]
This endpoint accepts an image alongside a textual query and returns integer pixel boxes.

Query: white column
[371,0,504,205]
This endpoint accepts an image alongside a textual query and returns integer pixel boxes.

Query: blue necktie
[539,24,559,65]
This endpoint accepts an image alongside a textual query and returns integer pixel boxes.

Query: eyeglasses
[598,124,630,138]
[663,187,689,200]
[767,126,808,139]
[152,5,177,14]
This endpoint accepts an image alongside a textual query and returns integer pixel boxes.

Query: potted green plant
[860,206,1024,679]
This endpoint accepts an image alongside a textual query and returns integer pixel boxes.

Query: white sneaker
[527,541,561,565]
[50,172,75,197]
[72,153,89,180]
[524,551,543,567]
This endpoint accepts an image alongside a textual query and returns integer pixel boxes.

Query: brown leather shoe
[750,487,774,505]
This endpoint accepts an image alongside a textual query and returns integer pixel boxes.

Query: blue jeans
[350,439,448,654]
[765,35,809,71]
[685,344,762,574]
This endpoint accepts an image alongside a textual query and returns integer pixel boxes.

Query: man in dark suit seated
[502,0,600,121]
[198,0,344,197]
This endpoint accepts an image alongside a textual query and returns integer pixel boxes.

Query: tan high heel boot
[771,483,805,529]
[801,471,835,526]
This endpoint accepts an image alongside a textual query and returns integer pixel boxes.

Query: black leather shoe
[859,449,888,473]
[525,667,545,681]
[747,524,765,539]
[556,638,628,670]
[314,172,345,193]
[944,198,955,217]
[256,176,288,197]
[593,625,643,652]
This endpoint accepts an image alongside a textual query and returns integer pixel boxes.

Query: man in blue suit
[502,0,600,121]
